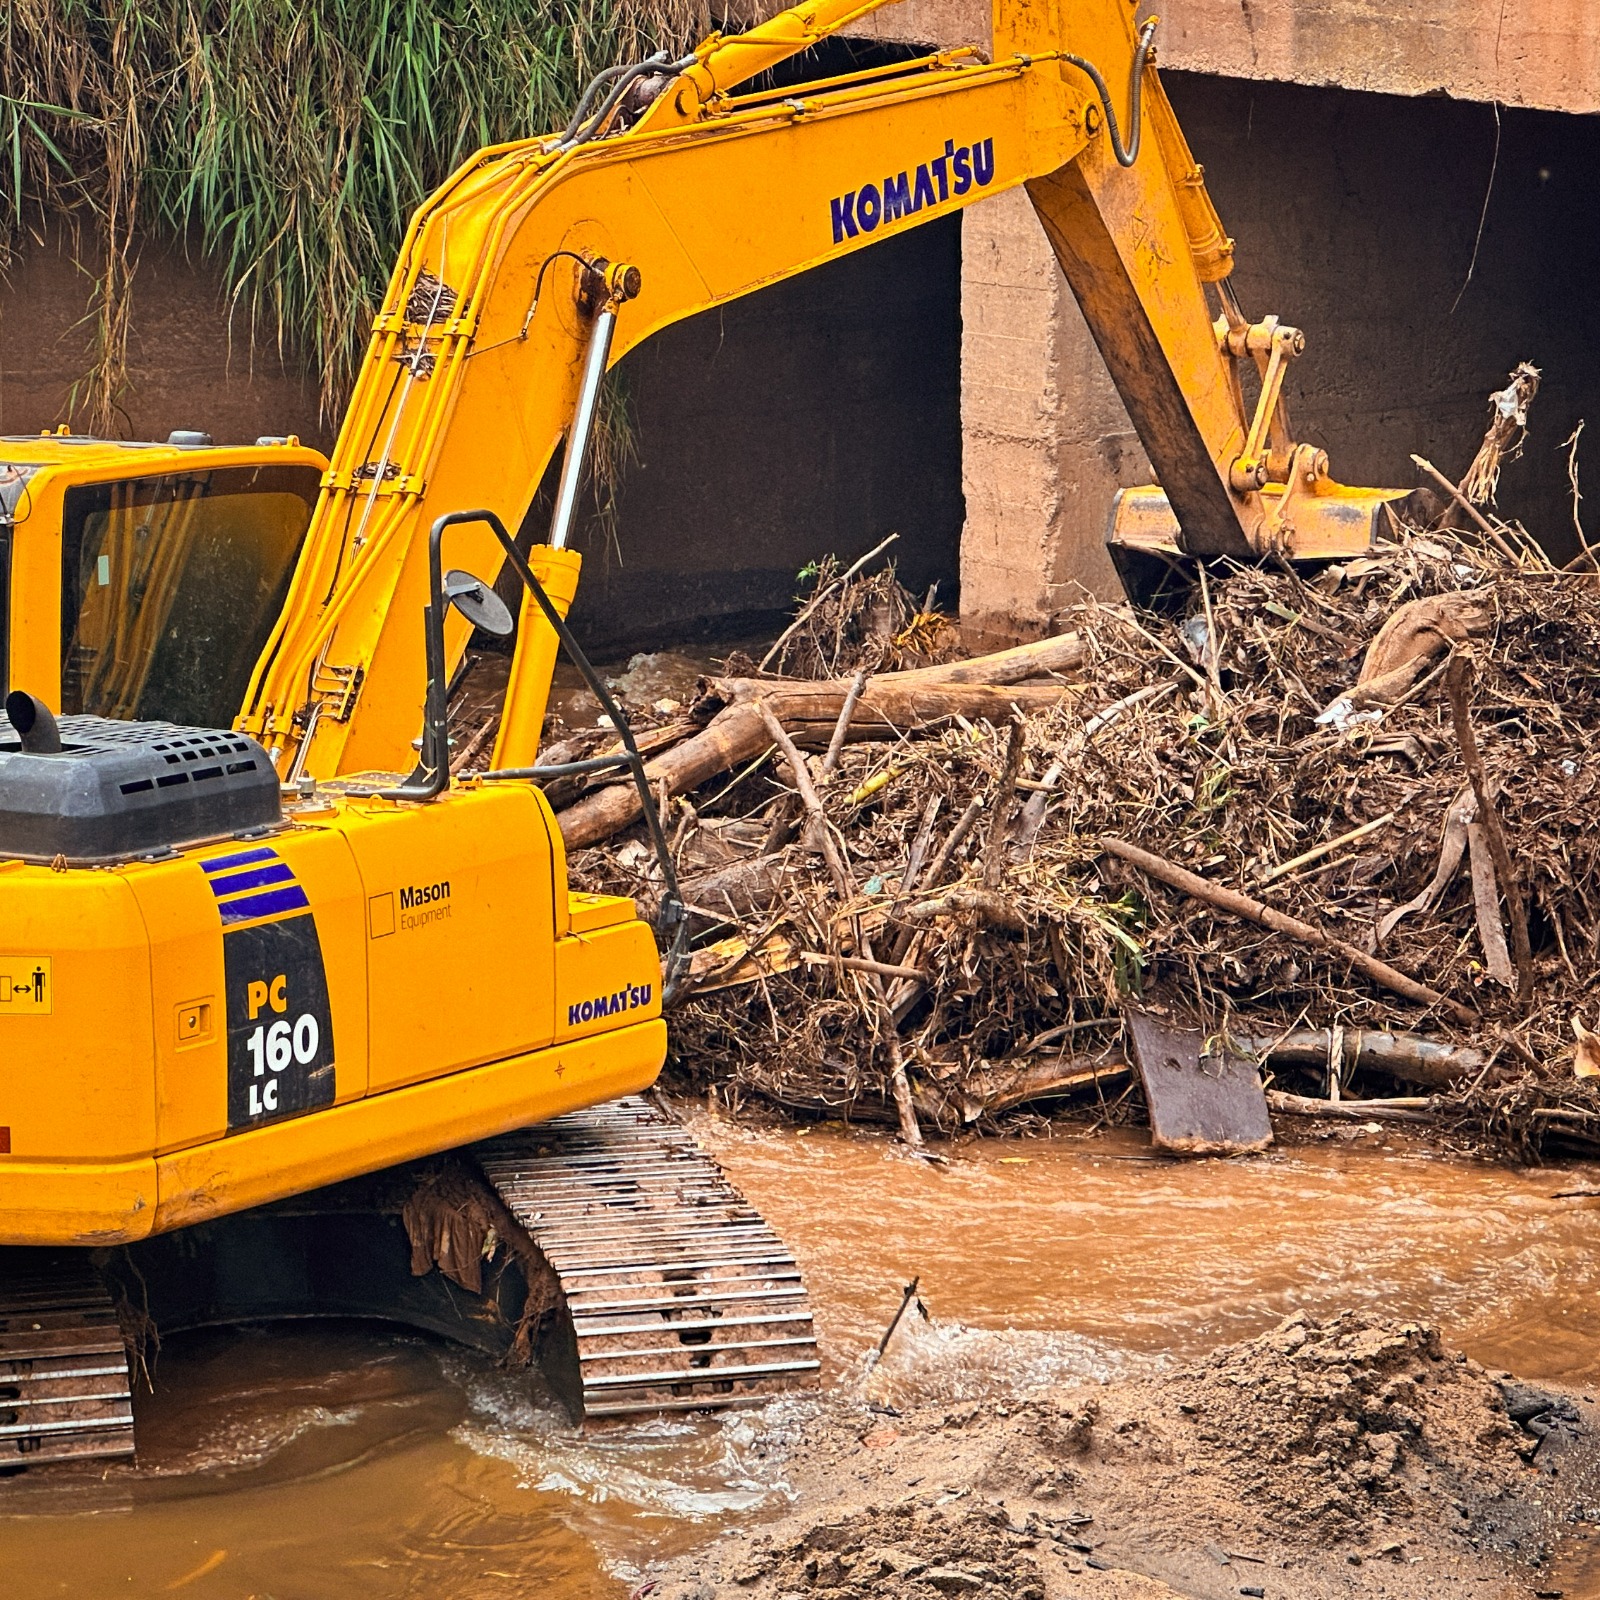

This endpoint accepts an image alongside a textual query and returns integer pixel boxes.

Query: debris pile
[648,1311,1599,1600]
[1152,1312,1529,1538]
[475,380,1600,1154]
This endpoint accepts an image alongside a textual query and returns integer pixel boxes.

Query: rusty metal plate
[1125,1009,1273,1157]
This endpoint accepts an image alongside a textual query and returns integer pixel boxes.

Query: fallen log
[1346,591,1493,709]
[682,926,803,994]
[559,702,769,849]
[558,672,1076,849]
[721,627,1090,705]
[732,1056,1131,1129]
[1266,1090,1436,1124]
[1446,654,1534,998]
[703,678,1076,747]
[1236,1028,1489,1091]
[680,851,797,925]
[914,1057,1131,1126]
[537,716,701,808]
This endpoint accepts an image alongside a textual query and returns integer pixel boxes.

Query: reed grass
[1,0,696,432]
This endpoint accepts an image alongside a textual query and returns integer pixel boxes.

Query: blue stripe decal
[218,884,311,926]
[209,861,296,897]
[202,846,279,876]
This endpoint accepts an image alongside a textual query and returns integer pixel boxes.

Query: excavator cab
[0,434,326,721]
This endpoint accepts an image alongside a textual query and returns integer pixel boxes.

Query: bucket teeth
[476,1097,820,1422]
[0,1251,135,1467]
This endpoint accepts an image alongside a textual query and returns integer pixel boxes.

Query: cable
[1063,20,1158,169]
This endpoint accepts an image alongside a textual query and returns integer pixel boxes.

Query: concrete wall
[0,224,324,449]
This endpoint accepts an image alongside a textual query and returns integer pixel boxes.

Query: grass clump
[0,0,696,431]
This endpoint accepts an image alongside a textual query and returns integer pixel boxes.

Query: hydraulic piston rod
[548,307,618,552]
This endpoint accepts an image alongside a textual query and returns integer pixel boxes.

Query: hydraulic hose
[561,61,634,144]
[564,51,695,149]
[1063,19,1158,169]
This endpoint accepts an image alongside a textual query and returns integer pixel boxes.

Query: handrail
[487,752,635,780]
[377,508,690,999]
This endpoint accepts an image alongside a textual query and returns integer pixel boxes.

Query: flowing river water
[6,1118,1600,1597]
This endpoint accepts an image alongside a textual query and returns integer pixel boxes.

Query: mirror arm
[362,507,690,1001]
[371,509,459,802]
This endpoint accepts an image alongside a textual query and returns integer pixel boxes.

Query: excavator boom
[240,0,1394,784]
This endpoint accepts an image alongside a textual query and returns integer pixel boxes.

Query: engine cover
[0,717,281,864]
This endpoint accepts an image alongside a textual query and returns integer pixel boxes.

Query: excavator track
[476,1097,820,1420]
[0,1252,134,1466]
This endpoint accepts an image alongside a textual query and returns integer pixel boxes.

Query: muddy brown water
[6,1120,1600,1597]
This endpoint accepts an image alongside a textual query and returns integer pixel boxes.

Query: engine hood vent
[0,716,282,865]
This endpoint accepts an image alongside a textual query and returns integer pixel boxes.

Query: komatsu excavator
[0,0,1403,1466]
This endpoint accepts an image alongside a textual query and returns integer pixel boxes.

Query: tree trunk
[558,670,1079,849]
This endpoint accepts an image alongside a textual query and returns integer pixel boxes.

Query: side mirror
[443,569,513,637]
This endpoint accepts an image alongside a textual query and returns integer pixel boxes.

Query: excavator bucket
[1106,482,1412,608]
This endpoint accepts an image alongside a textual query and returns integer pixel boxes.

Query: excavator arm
[240,0,1388,782]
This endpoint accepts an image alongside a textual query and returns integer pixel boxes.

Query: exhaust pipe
[5,690,63,754]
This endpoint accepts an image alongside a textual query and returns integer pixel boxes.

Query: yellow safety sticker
[0,955,53,1016]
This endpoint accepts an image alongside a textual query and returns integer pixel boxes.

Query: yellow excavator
[0,0,1402,1465]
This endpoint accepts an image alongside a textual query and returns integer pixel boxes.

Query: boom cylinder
[548,307,618,552]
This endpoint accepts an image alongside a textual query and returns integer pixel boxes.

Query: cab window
[60,464,319,728]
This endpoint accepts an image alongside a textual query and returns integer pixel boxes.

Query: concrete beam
[821,0,1600,113]
[1155,0,1600,116]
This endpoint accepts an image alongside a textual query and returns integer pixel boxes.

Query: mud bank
[649,1312,1600,1600]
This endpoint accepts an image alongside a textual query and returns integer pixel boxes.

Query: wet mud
[650,1310,1600,1600]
